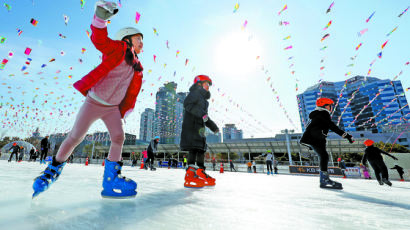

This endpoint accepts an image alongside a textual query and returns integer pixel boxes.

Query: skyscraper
[139,108,155,142]
[154,82,187,144]
[297,76,410,132]
[223,124,243,142]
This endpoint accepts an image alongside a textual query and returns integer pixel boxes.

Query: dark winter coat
[180,84,218,151]
[41,138,49,150]
[30,149,35,157]
[147,139,158,154]
[339,160,347,169]
[390,165,404,175]
[362,146,395,165]
[9,145,20,153]
[300,108,345,146]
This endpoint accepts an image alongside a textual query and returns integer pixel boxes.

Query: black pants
[266,160,273,172]
[311,144,329,171]
[146,151,154,167]
[369,160,389,181]
[274,166,278,174]
[399,173,404,180]
[40,149,48,161]
[8,152,18,162]
[212,163,216,171]
[230,166,237,172]
[188,149,205,169]
[253,166,256,173]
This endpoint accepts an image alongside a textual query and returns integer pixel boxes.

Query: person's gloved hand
[202,114,209,123]
[344,133,354,143]
[95,0,118,20]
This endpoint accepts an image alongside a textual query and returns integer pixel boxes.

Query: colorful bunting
[398,6,409,17]
[386,26,398,36]
[366,11,375,23]
[30,18,38,26]
[321,34,330,42]
[233,3,239,13]
[278,4,287,15]
[323,21,332,30]
[135,11,141,24]
[326,2,334,13]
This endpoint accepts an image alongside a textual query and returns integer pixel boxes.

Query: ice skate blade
[101,195,137,199]
[184,185,204,189]
[320,185,343,190]
[32,191,41,199]
[101,190,137,199]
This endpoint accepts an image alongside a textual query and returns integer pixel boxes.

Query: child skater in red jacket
[33,0,144,199]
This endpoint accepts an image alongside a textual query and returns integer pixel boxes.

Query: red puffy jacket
[73,24,143,118]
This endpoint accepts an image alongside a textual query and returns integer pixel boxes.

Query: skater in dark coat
[40,136,50,164]
[300,98,354,189]
[362,139,398,186]
[8,143,20,162]
[146,136,159,170]
[338,158,347,178]
[180,75,219,188]
[390,165,405,181]
[29,147,36,162]
[229,160,237,172]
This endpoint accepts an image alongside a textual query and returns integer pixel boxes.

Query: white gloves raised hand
[95,0,119,20]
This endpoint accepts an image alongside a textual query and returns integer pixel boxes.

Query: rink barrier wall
[288,165,343,176]
[1,153,409,180]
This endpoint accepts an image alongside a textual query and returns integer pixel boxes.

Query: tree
[374,141,410,153]
[0,136,22,150]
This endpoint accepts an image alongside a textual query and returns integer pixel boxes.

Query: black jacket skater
[362,146,396,165]
[147,139,158,155]
[390,165,404,175]
[180,84,218,151]
[300,108,345,147]
[41,138,49,151]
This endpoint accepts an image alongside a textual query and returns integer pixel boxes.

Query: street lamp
[281,129,294,165]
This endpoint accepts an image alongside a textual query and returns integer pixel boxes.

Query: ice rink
[0,160,409,230]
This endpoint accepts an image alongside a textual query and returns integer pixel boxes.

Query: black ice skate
[320,171,343,190]
[377,180,384,185]
[382,178,392,186]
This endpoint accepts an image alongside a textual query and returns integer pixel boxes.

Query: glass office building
[297,76,409,133]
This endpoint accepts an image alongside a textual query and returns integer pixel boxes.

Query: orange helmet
[13,142,17,146]
[316,97,334,107]
[364,139,374,147]
[194,75,212,85]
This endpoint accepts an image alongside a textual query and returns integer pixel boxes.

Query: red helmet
[364,139,374,147]
[194,75,212,85]
[13,142,16,146]
[316,97,334,107]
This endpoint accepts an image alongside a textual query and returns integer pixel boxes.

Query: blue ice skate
[267,171,270,175]
[32,157,66,198]
[320,171,343,190]
[101,160,137,199]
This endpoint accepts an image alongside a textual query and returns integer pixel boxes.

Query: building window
[398,138,407,143]
[360,134,364,137]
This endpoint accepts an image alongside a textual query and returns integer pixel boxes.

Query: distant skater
[362,139,398,186]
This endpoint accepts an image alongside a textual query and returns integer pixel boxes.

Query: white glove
[95,1,118,20]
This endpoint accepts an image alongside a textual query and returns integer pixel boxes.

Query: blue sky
[0,0,409,139]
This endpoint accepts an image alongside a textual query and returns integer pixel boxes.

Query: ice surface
[0,160,409,230]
